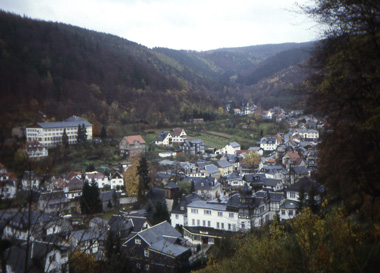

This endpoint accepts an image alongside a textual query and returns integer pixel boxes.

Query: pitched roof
[229,142,240,148]
[136,221,189,257]
[172,128,185,137]
[123,135,145,145]
[217,159,232,168]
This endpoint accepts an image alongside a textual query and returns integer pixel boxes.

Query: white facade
[110,172,124,190]
[293,129,319,140]
[26,116,93,148]
[260,136,278,151]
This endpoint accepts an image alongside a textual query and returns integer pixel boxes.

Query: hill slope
[0,10,313,135]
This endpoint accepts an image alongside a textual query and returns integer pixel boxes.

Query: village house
[5,240,69,273]
[0,165,17,200]
[122,221,191,273]
[184,176,222,201]
[38,191,70,216]
[24,140,48,159]
[260,136,279,151]
[110,171,124,190]
[85,171,109,189]
[181,139,206,156]
[119,135,146,157]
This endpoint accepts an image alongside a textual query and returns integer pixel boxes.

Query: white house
[216,142,241,155]
[110,172,124,190]
[85,171,109,189]
[292,129,319,140]
[260,136,279,151]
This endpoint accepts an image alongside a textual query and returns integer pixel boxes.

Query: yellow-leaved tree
[123,157,140,201]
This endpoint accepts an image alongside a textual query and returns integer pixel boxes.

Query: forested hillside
[0,10,312,137]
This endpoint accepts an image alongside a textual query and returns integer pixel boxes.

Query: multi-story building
[26,116,92,148]
[181,140,205,156]
[119,135,146,157]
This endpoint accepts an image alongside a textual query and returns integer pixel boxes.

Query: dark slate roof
[184,226,235,238]
[146,188,165,203]
[36,116,91,129]
[244,173,265,183]
[172,193,202,214]
[128,216,148,232]
[108,215,133,233]
[227,172,242,180]
[268,192,285,202]
[184,176,218,191]
[292,166,309,176]
[137,221,189,257]
[164,182,179,189]
[263,178,281,187]
[156,131,170,142]
[217,159,232,168]
[287,176,320,192]
[71,228,106,241]
[196,160,212,168]
[205,164,220,174]
[280,199,299,209]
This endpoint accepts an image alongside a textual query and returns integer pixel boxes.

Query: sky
[0,0,318,51]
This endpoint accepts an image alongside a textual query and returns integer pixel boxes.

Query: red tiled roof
[123,135,145,145]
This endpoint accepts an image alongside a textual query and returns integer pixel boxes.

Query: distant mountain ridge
[0,10,314,135]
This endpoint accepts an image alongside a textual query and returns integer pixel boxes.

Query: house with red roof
[119,135,146,157]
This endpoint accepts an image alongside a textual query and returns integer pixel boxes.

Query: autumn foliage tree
[303,0,380,218]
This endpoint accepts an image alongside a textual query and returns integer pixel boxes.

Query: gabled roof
[228,142,240,148]
[122,135,145,145]
[217,159,232,168]
[156,131,171,142]
[165,182,179,189]
[172,128,185,137]
[133,221,189,257]
[205,164,220,174]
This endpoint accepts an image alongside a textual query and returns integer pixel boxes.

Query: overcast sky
[0,0,318,51]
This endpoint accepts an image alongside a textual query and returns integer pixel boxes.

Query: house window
[217,222,220,229]
[192,219,195,225]
[281,210,285,215]
[289,210,294,216]
[135,239,141,244]
[228,224,231,230]
[208,221,211,227]
[197,220,200,226]
[221,223,224,229]
[203,220,206,226]
[229,213,234,218]
[144,250,149,257]
[175,214,179,219]
[218,212,223,217]
[204,210,211,215]
[191,208,198,214]
[289,192,296,199]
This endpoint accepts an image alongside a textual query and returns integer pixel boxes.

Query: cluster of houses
[0,112,326,272]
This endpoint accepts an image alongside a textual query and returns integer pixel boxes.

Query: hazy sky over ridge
[0,0,318,51]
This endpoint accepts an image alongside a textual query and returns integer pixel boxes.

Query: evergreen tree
[137,157,150,204]
[80,179,102,214]
[77,124,83,144]
[100,125,107,139]
[81,123,87,142]
[152,200,170,225]
[62,128,69,148]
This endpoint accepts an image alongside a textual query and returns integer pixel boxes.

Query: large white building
[26,116,92,148]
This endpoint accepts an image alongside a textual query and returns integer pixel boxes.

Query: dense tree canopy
[304,0,380,218]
